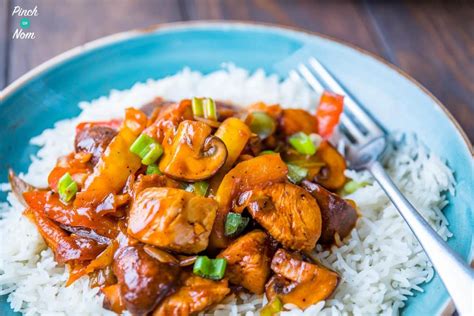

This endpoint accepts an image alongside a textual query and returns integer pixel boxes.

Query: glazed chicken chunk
[128,187,218,254]
[265,249,339,309]
[246,183,322,251]
[217,230,273,294]
[153,274,230,316]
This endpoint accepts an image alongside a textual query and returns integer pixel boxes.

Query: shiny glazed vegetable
[16,96,354,315]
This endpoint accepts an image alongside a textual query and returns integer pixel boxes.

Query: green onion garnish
[130,134,163,166]
[210,258,227,280]
[185,181,209,196]
[58,172,78,203]
[343,180,369,194]
[224,212,250,237]
[146,164,162,175]
[130,134,155,156]
[260,297,283,316]
[141,143,163,165]
[289,132,317,155]
[248,111,276,139]
[259,150,276,156]
[287,163,308,184]
[193,256,227,280]
[203,98,217,120]
[192,97,204,117]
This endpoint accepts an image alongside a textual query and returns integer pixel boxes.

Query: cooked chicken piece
[75,125,118,166]
[216,101,246,121]
[217,230,273,294]
[113,245,180,315]
[266,249,339,310]
[154,273,229,316]
[279,109,318,137]
[246,183,322,251]
[247,102,283,120]
[302,180,358,244]
[144,99,194,143]
[132,174,181,198]
[270,249,318,282]
[128,187,218,254]
[210,154,288,249]
[139,97,174,119]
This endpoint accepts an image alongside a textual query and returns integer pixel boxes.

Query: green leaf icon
[20,18,30,29]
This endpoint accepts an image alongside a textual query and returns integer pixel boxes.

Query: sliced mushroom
[302,180,358,245]
[113,245,180,315]
[265,249,339,310]
[128,187,218,254]
[74,125,118,166]
[209,154,288,249]
[159,120,228,181]
[314,141,346,190]
[246,183,322,251]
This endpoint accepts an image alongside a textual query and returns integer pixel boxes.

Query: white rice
[0,66,454,316]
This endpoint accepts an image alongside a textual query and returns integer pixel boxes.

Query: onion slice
[143,245,179,265]
[178,255,197,267]
[8,169,40,206]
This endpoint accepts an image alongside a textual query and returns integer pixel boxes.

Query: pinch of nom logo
[12,6,38,39]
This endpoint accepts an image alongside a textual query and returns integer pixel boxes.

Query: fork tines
[293,57,384,146]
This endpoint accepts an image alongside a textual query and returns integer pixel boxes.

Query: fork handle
[368,161,473,316]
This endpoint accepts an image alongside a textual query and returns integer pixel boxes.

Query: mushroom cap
[159,120,228,182]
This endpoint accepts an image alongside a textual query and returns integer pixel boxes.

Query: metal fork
[293,57,473,316]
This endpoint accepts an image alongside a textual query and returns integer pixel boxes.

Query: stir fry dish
[11,94,360,315]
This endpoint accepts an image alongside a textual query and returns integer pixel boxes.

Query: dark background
[1,0,473,141]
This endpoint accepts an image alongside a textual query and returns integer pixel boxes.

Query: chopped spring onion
[289,132,317,155]
[260,297,283,316]
[248,111,276,139]
[146,164,162,175]
[185,181,209,196]
[130,134,155,156]
[58,172,78,203]
[259,150,276,156]
[287,163,308,184]
[192,97,205,117]
[193,97,217,120]
[224,212,250,237]
[343,180,369,195]
[130,134,163,166]
[141,143,163,165]
[193,256,227,280]
[203,98,217,120]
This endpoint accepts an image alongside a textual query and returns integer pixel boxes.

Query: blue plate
[1,22,472,315]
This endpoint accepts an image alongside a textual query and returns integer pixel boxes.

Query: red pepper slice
[23,208,106,263]
[23,190,117,238]
[315,91,344,139]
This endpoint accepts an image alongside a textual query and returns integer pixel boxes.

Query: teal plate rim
[1,21,472,316]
